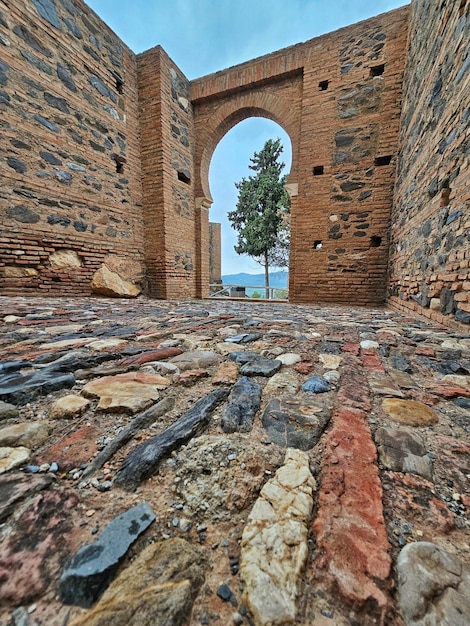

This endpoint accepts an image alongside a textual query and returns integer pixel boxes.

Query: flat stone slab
[382,398,438,426]
[170,350,220,371]
[0,472,53,522]
[221,376,261,433]
[397,542,470,626]
[262,397,330,449]
[59,502,155,607]
[81,372,170,413]
[375,425,433,480]
[0,446,31,473]
[240,448,316,626]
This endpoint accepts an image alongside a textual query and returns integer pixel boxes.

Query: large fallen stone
[114,388,229,490]
[382,398,438,426]
[397,542,470,626]
[0,489,79,605]
[81,372,170,413]
[59,502,155,607]
[221,376,261,433]
[91,265,140,298]
[375,425,433,480]
[240,448,316,626]
[0,472,53,522]
[262,398,330,450]
[0,446,31,473]
[69,538,208,626]
[0,421,50,448]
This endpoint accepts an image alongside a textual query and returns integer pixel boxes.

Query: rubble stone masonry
[388,0,470,327]
[0,0,468,327]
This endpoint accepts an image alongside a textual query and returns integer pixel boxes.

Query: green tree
[228,138,290,298]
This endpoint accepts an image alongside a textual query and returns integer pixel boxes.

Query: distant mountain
[221,271,288,296]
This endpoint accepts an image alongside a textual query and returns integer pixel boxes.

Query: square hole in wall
[370,235,382,248]
[313,165,324,176]
[370,64,385,77]
[111,71,124,94]
[318,80,330,91]
[313,240,323,250]
[178,170,191,184]
[112,154,126,174]
[374,155,392,166]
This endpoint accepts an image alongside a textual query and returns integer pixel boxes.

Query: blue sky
[86,0,408,275]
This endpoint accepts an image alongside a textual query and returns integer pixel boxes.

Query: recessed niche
[177,170,191,184]
[112,72,124,94]
[370,64,385,77]
[370,235,382,248]
[313,165,324,176]
[313,240,323,250]
[319,80,330,91]
[374,155,392,166]
[112,154,126,174]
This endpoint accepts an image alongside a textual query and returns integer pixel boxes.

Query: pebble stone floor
[0,295,468,626]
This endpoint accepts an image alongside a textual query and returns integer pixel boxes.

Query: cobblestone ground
[0,296,468,626]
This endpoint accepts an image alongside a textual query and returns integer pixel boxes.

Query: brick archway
[191,77,302,296]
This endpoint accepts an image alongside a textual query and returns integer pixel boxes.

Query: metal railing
[209,284,288,300]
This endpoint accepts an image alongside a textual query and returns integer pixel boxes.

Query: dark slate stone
[228,351,261,364]
[6,157,26,174]
[57,64,77,92]
[31,0,62,30]
[0,89,10,105]
[335,134,354,147]
[453,397,470,410]
[262,398,330,450]
[59,0,76,15]
[20,50,53,74]
[240,358,281,377]
[440,288,456,315]
[390,355,412,373]
[375,426,432,480]
[63,18,82,39]
[34,114,58,132]
[10,139,31,150]
[13,25,53,57]
[446,210,463,226]
[40,151,62,165]
[115,389,229,490]
[455,53,470,85]
[341,181,365,192]
[73,220,87,232]
[0,367,74,404]
[59,502,155,607]
[358,190,372,201]
[341,63,354,74]
[0,400,20,421]
[6,205,39,223]
[0,472,53,523]
[0,10,7,28]
[319,342,342,354]
[54,169,72,184]
[455,309,470,325]
[88,75,117,103]
[224,333,262,344]
[217,583,233,602]
[47,214,71,227]
[83,44,100,62]
[44,92,70,113]
[89,140,105,152]
[67,162,85,171]
[301,377,330,393]
[222,376,261,433]
[105,226,117,237]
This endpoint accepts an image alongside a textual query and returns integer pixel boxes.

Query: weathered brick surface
[0,0,144,295]
[389,0,470,326]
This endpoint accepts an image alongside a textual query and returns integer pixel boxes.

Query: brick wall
[209,222,222,285]
[137,45,196,299]
[0,0,144,295]
[191,7,410,306]
[388,0,470,327]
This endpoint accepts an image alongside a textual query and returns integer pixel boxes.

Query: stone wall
[209,222,221,285]
[0,0,144,295]
[191,7,409,305]
[388,0,470,326]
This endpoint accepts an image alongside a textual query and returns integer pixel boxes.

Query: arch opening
[208,117,292,299]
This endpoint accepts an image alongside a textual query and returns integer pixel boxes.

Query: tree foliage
[227,138,290,292]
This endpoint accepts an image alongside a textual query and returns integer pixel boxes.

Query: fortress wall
[388,0,470,326]
[0,0,144,295]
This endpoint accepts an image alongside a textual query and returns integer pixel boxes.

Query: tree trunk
[264,250,270,299]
